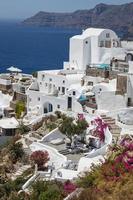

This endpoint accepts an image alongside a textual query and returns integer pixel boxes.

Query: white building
[127,61,133,106]
[64,28,126,71]
[26,70,85,116]
[26,28,129,120]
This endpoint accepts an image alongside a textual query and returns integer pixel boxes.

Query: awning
[7,66,22,73]
[0,117,19,129]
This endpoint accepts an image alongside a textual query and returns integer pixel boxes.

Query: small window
[45,83,48,87]
[42,74,45,80]
[49,78,52,82]
[57,105,60,109]
[85,41,88,44]
[73,91,76,96]
[62,87,65,93]
[88,81,93,86]
[106,33,110,38]
[99,41,104,47]
[63,80,65,84]
[38,97,40,101]
[105,40,111,48]
[72,67,75,70]
[40,82,42,85]
[58,87,60,91]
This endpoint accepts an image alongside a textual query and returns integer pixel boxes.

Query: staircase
[59,149,70,155]
[100,114,121,139]
[11,165,31,180]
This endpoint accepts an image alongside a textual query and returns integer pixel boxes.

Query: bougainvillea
[91,117,108,142]
[71,136,133,200]
[103,136,133,180]
[30,150,50,169]
[64,180,77,194]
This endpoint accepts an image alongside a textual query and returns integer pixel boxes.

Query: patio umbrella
[7,66,22,73]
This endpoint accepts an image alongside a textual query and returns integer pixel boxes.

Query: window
[42,74,45,80]
[29,98,32,102]
[68,97,72,109]
[106,33,110,38]
[88,81,93,86]
[99,41,104,47]
[57,105,60,109]
[62,87,65,94]
[49,78,52,82]
[63,80,65,84]
[58,87,60,91]
[40,82,42,85]
[38,97,40,101]
[105,40,111,48]
[73,91,76,96]
[45,83,48,87]
[85,41,88,44]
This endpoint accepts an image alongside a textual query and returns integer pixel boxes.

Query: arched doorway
[43,102,53,113]
[126,53,133,62]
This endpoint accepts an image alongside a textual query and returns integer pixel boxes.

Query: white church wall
[91,36,99,64]
[69,37,84,70]
[82,37,91,69]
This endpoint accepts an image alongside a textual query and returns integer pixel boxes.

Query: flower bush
[72,136,133,200]
[91,117,108,142]
[63,180,77,194]
[30,150,50,170]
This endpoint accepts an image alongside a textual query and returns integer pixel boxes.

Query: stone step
[59,149,70,155]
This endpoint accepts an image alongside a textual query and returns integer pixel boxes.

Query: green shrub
[15,101,25,119]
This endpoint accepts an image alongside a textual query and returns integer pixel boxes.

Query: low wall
[22,173,39,190]
[30,142,67,169]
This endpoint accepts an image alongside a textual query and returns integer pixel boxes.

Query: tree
[59,116,88,142]
[17,122,30,135]
[32,71,37,78]
[15,101,25,119]
[76,119,88,135]
[31,181,64,200]
[8,142,25,163]
[30,150,50,170]
[59,116,76,141]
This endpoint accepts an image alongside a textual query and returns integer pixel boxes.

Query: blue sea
[0,20,81,74]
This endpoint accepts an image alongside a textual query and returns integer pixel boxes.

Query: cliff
[22,3,133,39]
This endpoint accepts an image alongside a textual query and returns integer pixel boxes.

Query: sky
[0,0,132,20]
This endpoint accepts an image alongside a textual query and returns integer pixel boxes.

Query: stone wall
[13,92,27,102]
[0,84,12,93]
[10,92,27,111]
[86,67,119,79]
[116,74,127,95]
